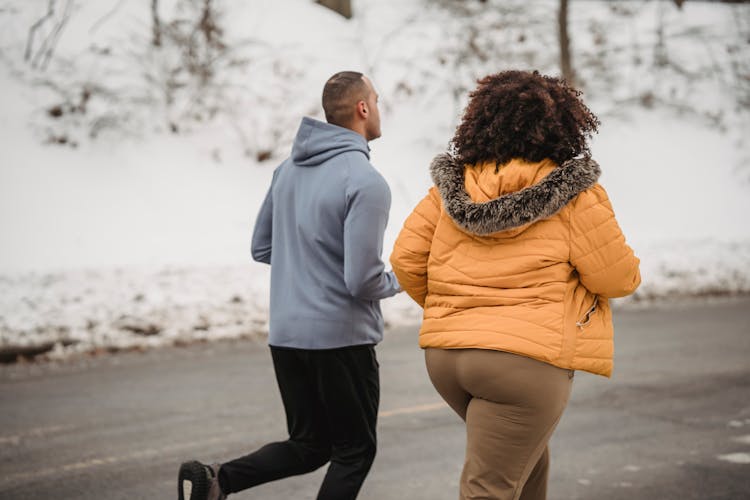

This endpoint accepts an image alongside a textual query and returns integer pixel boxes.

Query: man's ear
[357,100,368,118]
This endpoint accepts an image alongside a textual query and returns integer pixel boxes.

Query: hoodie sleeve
[251,168,279,264]
[343,164,401,300]
[570,184,641,298]
[390,187,441,307]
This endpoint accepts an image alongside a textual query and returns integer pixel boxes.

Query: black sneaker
[178,461,227,500]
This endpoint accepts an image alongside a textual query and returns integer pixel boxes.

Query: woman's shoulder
[570,183,611,211]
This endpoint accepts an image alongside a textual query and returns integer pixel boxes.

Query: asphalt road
[1,297,749,500]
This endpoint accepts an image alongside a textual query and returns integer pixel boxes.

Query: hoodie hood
[291,116,370,167]
[430,153,601,236]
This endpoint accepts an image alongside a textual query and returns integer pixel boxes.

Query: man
[178,71,401,500]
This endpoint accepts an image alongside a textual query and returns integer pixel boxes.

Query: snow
[716,453,750,465]
[732,436,750,445]
[0,0,749,360]
[0,265,271,357]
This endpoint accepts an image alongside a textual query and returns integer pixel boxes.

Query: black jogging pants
[218,344,380,500]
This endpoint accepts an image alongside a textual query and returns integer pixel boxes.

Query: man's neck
[347,122,368,141]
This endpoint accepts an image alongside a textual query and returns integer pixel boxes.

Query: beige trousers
[424,348,573,500]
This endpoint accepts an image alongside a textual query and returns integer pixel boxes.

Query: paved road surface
[1,297,749,499]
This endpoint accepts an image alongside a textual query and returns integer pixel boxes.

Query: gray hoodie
[251,117,401,349]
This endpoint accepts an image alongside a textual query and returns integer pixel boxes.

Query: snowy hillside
[1,0,749,361]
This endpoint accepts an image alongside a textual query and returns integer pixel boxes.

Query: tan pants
[425,348,573,500]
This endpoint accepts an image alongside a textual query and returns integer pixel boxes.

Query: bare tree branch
[34,0,73,70]
[198,0,221,47]
[25,0,55,62]
[89,0,126,35]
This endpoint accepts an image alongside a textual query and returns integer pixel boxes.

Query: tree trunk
[151,0,161,47]
[316,0,352,19]
[558,0,575,86]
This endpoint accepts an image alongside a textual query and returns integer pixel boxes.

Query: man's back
[251,116,400,349]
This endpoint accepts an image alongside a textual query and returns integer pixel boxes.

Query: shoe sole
[178,461,209,500]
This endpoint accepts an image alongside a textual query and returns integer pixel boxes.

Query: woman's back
[391,154,640,377]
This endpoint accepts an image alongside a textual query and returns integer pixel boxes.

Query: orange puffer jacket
[390,154,641,377]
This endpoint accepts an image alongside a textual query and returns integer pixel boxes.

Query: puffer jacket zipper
[576,295,599,329]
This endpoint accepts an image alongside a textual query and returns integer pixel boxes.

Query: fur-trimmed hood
[430,153,601,236]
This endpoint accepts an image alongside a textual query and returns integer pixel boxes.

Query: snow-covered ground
[1,0,748,360]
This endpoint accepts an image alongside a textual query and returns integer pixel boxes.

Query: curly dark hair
[451,70,600,167]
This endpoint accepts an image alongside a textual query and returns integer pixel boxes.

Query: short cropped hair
[451,70,600,166]
[322,71,369,127]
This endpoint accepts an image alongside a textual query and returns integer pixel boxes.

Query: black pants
[218,344,380,500]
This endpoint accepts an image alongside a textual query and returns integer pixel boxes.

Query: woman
[390,70,640,500]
